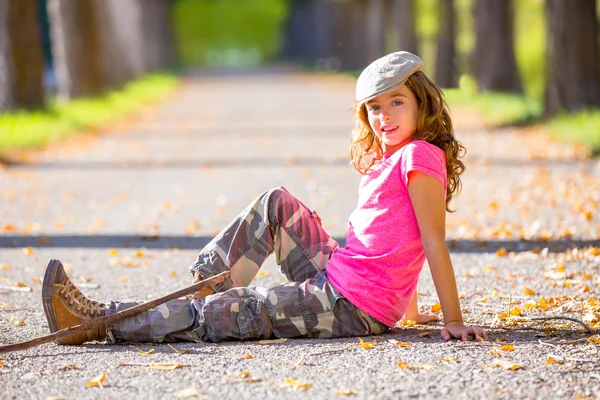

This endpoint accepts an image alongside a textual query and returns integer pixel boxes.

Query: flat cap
[356,51,424,104]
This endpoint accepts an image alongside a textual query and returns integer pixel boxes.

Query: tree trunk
[4,0,45,109]
[473,0,521,93]
[545,0,600,115]
[0,0,13,111]
[365,0,386,63]
[391,0,418,54]
[338,0,367,70]
[435,0,456,88]
[140,0,174,72]
[47,0,105,100]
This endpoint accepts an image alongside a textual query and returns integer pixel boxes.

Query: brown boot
[42,259,106,345]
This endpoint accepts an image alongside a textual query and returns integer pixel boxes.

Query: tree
[545,0,600,115]
[1,0,45,110]
[365,0,385,63]
[435,0,456,88]
[47,0,105,100]
[338,0,367,70]
[391,0,418,55]
[473,0,521,93]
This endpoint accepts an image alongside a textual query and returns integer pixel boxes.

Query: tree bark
[47,0,105,101]
[0,0,13,111]
[545,0,600,115]
[365,0,386,63]
[391,0,418,54]
[435,0,456,88]
[3,0,45,109]
[338,0,367,70]
[473,0,522,93]
[140,0,175,73]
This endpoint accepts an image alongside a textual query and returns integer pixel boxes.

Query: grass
[0,74,179,154]
[546,109,600,155]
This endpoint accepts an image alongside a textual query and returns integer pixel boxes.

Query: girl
[42,51,486,345]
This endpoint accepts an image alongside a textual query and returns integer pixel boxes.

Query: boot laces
[59,280,104,316]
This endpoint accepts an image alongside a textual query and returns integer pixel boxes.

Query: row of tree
[282,0,600,116]
[0,0,175,111]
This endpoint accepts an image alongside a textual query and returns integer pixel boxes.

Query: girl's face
[365,84,419,155]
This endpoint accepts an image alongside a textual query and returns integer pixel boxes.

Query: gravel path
[0,67,599,400]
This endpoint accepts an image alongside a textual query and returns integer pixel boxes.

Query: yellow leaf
[539,297,549,310]
[169,271,178,278]
[417,332,431,338]
[430,303,442,313]
[284,379,312,391]
[546,357,564,365]
[22,247,34,256]
[119,276,130,282]
[443,358,460,363]
[12,319,25,327]
[108,249,118,256]
[395,341,411,347]
[510,308,523,316]
[582,273,592,280]
[522,287,536,296]
[400,319,416,327]
[497,312,508,320]
[238,371,250,378]
[358,337,373,349]
[130,345,154,355]
[87,371,107,388]
[483,359,523,370]
[144,363,181,371]
[2,223,16,232]
[557,265,565,273]
[335,389,358,396]
[0,264,9,270]
[134,250,145,258]
[0,361,5,367]
[30,278,41,284]
[587,335,600,345]
[489,348,501,356]
[500,344,515,351]
[397,362,438,370]
[496,248,507,257]
[245,353,253,359]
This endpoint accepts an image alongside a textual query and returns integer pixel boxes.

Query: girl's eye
[392,100,403,106]
[368,105,380,112]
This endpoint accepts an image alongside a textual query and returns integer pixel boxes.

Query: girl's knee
[201,288,273,342]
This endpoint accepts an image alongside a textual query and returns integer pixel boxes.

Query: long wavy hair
[349,71,466,212]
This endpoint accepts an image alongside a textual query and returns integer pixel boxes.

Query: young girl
[42,51,486,345]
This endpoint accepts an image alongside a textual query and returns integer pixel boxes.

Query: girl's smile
[365,85,419,155]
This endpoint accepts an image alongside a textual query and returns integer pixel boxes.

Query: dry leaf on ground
[87,371,107,388]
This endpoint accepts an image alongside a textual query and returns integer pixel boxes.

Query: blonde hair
[349,71,466,212]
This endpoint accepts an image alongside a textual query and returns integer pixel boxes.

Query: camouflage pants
[105,187,388,343]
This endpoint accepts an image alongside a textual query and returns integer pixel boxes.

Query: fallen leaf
[134,250,145,258]
[489,348,501,356]
[144,363,181,370]
[500,344,515,351]
[443,358,460,363]
[0,361,5,367]
[417,332,431,338]
[119,276,130,282]
[431,303,442,313]
[509,308,523,316]
[397,362,438,370]
[395,341,411,348]
[87,371,107,388]
[30,278,41,284]
[258,338,288,345]
[399,319,416,327]
[22,247,34,256]
[108,249,118,256]
[283,379,312,391]
[485,359,523,370]
[130,345,154,355]
[237,371,250,378]
[587,335,600,345]
[12,318,25,327]
[176,386,206,398]
[167,344,192,354]
[0,264,9,270]
[358,337,373,349]
[335,389,358,396]
[2,223,16,232]
[496,248,507,257]
[522,287,536,296]
[245,353,253,359]
[546,357,564,365]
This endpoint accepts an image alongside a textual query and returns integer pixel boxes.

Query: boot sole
[42,259,62,335]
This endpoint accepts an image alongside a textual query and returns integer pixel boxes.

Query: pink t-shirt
[326,140,447,327]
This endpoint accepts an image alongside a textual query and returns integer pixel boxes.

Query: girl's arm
[403,287,440,324]
[407,171,487,341]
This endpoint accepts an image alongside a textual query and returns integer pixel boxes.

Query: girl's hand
[405,311,440,324]
[441,321,487,341]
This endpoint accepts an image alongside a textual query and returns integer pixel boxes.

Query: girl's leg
[105,272,388,344]
[188,186,338,292]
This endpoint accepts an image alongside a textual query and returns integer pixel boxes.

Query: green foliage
[0,74,178,153]
[445,75,542,126]
[547,109,600,155]
[172,0,288,67]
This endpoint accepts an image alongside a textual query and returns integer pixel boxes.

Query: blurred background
[0,0,599,155]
